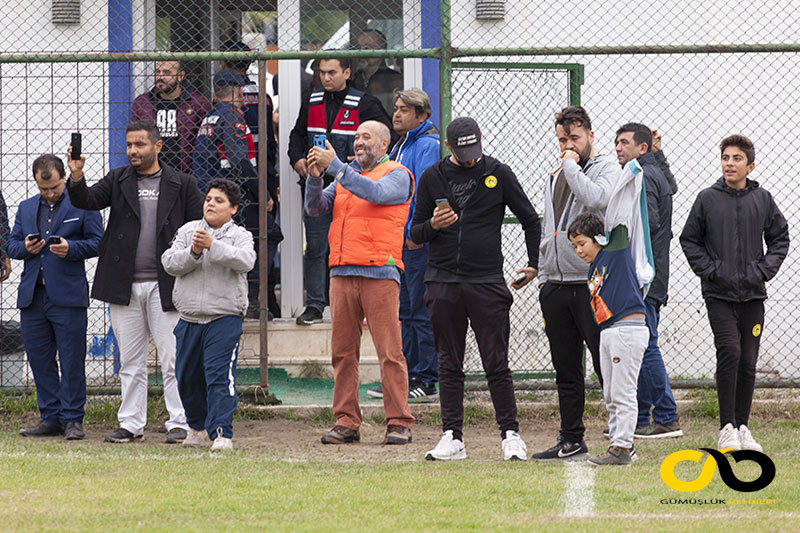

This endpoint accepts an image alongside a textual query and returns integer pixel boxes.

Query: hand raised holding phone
[431,198,458,231]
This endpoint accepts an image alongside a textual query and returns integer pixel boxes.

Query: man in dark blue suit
[8,154,102,440]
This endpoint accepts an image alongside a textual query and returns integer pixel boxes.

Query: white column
[277,0,304,318]
[403,0,423,89]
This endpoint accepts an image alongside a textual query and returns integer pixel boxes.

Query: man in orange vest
[305,120,415,446]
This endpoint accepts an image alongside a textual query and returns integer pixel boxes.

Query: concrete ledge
[243,318,381,382]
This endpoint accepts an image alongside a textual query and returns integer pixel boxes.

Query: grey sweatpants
[600,324,649,448]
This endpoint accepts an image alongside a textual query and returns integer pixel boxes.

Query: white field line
[562,461,595,517]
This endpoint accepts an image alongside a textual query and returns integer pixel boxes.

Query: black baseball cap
[446,117,482,161]
[213,68,249,88]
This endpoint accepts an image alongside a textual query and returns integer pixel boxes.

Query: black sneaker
[367,385,383,399]
[19,421,63,437]
[408,381,438,402]
[64,421,85,440]
[165,427,187,444]
[531,438,589,461]
[634,420,684,439]
[104,427,143,443]
[603,427,609,439]
[296,306,323,325]
[245,306,260,320]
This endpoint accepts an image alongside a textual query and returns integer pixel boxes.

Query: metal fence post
[257,58,269,390]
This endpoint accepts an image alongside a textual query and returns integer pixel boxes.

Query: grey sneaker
[589,446,633,466]
[634,420,683,439]
[366,385,383,399]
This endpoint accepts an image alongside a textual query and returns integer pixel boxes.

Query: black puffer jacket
[680,177,789,302]
[639,150,678,305]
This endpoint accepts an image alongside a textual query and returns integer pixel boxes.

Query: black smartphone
[513,274,527,286]
[71,132,82,160]
[49,236,62,245]
[29,233,41,242]
[313,134,326,148]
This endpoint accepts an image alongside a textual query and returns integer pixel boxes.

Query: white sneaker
[738,425,763,452]
[210,428,233,452]
[718,423,741,451]
[502,431,528,461]
[425,430,467,461]
[183,428,210,448]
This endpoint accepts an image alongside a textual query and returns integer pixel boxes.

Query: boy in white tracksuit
[161,178,256,451]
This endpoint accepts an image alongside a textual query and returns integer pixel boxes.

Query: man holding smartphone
[69,120,203,444]
[410,117,540,461]
[9,154,102,440]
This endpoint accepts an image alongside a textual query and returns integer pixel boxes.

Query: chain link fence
[0,0,798,391]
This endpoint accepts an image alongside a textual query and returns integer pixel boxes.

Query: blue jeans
[637,298,678,426]
[399,245,437,385]
[303,210,332,310]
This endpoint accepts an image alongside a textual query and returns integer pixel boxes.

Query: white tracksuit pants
[600,324,649,449]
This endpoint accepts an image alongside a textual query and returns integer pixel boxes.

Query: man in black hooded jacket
[410,117,540,461]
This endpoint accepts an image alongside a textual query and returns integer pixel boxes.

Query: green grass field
[1,395,798,532]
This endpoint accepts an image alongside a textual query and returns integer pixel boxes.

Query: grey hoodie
[162,218,256,323]
[538,154,620,284]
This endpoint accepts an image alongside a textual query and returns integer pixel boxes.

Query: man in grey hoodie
[531,106,620,461]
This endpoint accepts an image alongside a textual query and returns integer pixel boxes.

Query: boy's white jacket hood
[604,159,655,291]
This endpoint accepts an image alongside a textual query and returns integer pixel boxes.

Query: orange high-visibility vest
[328,160,414,271]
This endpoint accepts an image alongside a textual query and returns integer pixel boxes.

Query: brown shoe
[321,425,360,444]
[383,424,412,445]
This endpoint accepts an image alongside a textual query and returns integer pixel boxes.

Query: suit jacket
[7,189,103,309]
[68,164,204,311]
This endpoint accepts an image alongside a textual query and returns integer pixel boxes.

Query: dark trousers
[20,288,87,426]
[243,203,283,310]
[637,297,678,426]
[706,298,764,429]
[539,282,601,442]
[303,210,332,311]
[400,245,437,385]
[425,282,518,439]
[174,316,242,439]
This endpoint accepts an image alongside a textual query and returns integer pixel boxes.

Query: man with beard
[289,57,393,325]
[132,60,211,174]
[304,120,415,446]
[531,106,620,462]
[68,120,203,444]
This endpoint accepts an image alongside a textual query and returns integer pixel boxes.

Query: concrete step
[242,318,381,382]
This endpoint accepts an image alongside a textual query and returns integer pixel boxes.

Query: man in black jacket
[68,120,204,444]
[410,117,540,461]
[288,57,394,325]
[680,134,789,453]
[614,123,682,439]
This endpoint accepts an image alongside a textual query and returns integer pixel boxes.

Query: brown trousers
[330,276,414,430]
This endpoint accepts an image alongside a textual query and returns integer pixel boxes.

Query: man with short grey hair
[305,120,415,446]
